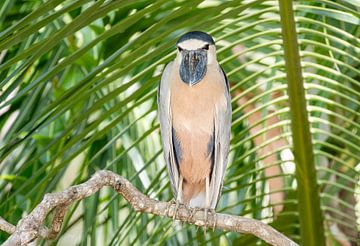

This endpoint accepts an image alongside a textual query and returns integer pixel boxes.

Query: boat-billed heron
[158,31,231,217]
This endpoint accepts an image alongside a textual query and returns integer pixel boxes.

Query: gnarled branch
[0,170,298,246]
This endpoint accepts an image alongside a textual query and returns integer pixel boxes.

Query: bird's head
[176,31,216,86]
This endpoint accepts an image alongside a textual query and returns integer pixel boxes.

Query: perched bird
[158,31,231,214]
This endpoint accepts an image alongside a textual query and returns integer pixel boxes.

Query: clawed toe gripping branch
[0,170,298,246]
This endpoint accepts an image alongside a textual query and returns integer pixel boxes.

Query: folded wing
[157,62,180,197]
[209,66,232,209]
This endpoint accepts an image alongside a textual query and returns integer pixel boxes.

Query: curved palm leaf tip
[0,0,358,245]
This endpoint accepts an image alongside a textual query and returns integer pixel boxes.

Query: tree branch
[0,217,15,235]
[0,170,298,246]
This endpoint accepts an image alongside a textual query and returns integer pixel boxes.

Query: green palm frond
[0,0,359,245]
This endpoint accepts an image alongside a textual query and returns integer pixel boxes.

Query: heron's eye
[202,44,209,50]
[177,46,183,52]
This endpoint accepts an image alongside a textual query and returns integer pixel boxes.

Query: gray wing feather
[209,66,232,209]
[157,62,179,196]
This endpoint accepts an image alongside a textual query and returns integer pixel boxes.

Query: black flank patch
[172,128,182,167]
[207,128,215,181]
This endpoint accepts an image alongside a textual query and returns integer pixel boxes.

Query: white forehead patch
[178,39,208,50]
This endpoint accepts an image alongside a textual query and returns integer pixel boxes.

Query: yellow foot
[188,207,202,222]
[209,209,217,231]
[173,200,180,221]
[170,200,184,222]
[165,199,176,218]
[204,208,208,234]
[188,207,214,234]
[203,208,216,234]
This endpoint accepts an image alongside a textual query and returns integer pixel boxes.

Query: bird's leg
[204,176,210,234]
[165,198,176,218]
[173,176,183,221]
[209,208,217,231]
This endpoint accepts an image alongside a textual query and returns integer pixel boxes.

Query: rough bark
[0,170,298,246]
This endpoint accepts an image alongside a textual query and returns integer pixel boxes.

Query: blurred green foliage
[0,0,359,245]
